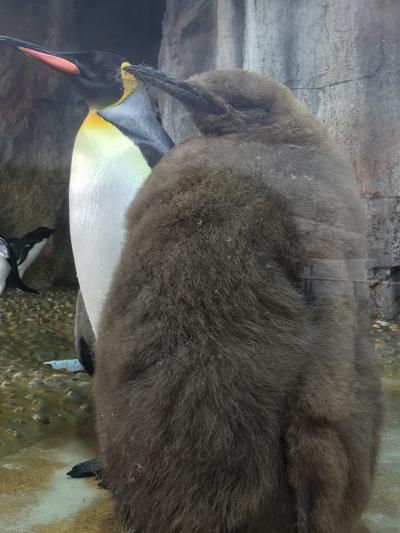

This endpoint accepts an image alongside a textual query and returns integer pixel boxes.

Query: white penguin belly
[18,239,48,277]
[69,112,150,335]
[0,258,11,295]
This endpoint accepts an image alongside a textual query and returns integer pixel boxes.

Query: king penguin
[93,66,382,533]
[0,37,174,478]
[0,35,174,350]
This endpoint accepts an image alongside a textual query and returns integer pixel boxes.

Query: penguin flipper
[5,269,20,289]
[7,238,26,264]
[77,336,95,376]
[67,457,103,478]
[16,244,31,266]
[74,290,96,375]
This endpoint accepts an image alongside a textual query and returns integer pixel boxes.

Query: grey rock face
[159,0,400,317]
[0,0,84,287]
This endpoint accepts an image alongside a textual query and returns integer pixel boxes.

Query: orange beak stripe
[19,47,80,74]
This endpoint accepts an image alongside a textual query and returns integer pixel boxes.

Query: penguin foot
[67,457,102,478]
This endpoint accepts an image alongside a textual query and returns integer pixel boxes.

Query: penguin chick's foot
[67,457,103,478]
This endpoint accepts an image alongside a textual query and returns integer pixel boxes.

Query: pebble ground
[0,289,93,458]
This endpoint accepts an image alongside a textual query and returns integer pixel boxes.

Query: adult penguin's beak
[125,64,225,115]
[0,35,80,74]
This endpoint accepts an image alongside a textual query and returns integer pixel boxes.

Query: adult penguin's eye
[229,99,255,111]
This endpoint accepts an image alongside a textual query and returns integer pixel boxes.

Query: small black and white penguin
[5,226,54,290]
[0,235,37,295]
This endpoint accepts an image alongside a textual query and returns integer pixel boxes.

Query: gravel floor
[0,289,93,458]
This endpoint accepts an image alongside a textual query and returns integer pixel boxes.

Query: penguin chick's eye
[229,99,256,112]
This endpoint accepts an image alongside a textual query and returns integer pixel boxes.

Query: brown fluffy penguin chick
[94,68,381,533]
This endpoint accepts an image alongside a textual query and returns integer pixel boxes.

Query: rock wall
[159,0,400,317]
[0,0,82,287]
[0,0,165,288]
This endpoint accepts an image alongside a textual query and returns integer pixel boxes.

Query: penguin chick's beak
[0,35,79,74]
[125,65,225,115]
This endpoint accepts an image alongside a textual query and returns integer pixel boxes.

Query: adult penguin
[94,66,381,533]
[5,226,53,290]
[0,235,37,295]
[0,36,174,477]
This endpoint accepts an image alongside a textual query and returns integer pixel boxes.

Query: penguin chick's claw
[67,457,103,479]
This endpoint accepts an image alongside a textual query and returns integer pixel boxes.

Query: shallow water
[0,431,122,532]
[0,290,399,531]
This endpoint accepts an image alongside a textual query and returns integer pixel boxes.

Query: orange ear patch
[19,47,80,74]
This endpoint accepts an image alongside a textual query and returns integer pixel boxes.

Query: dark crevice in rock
[75,0,166,65]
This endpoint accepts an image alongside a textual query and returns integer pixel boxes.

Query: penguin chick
[95,68,381,533]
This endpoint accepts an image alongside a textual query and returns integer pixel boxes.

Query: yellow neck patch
[107,61,138,108]
[82,109,112,130]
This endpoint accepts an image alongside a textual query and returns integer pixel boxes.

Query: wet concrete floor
[364,382,400,532]
[0,290,399,532]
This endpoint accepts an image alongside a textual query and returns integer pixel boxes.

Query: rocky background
[1,0,399,317]
[159,0,400,318]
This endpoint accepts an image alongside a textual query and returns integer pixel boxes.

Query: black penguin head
[125,66,306,136]
[22,226,54,244]
[0,35,138,109]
